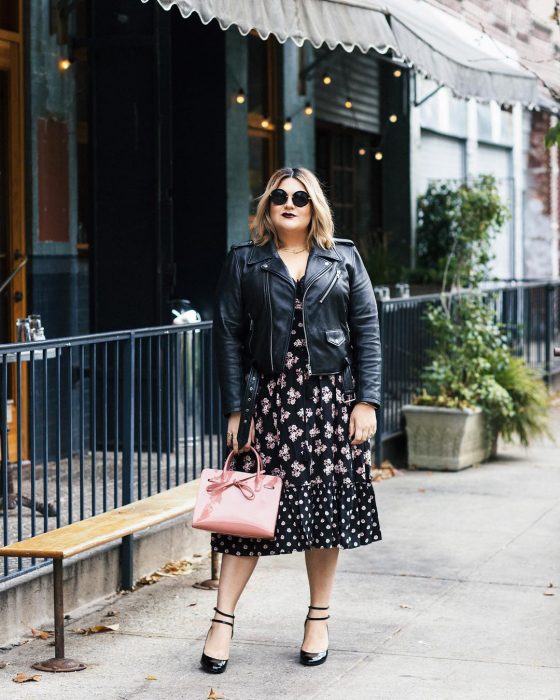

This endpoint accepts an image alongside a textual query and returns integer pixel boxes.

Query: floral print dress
[211,278,382,556]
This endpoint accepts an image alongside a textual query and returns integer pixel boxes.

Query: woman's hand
[226,411,255,454]
[349,403,377,445]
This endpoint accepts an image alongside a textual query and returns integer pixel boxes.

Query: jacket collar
[247,237,342,266]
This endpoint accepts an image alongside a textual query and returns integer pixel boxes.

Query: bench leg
[193,550,221,590]
[31,559,87,672]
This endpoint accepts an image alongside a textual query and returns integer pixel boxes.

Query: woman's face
[269,177,313,239]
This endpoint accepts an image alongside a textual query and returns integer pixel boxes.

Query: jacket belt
[342,356,355,402]
[236,364,261,447]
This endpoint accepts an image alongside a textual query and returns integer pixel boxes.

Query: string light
[235,88,246,104]
[389,114,398,123]
[344,97,353,109]
[58,57,72,71]
[304,102,313,116]
[261,118,270,128]
[374,151,383,160]
[393,69,402,78]
[283,118,293,131]
[322,73,332,85]
[358,148,367,156]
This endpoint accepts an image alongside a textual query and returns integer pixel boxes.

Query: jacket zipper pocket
[319,269,341,303]
[302,265,331,373]
[265,272,273,369]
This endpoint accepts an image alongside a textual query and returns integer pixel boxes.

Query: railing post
[545,284,553,387]
[120,334,135,590]
[374,299,385,469]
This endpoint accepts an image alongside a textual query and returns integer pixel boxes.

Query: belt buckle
[342,391,355,405]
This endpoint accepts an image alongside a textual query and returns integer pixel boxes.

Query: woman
[202,167,382,673]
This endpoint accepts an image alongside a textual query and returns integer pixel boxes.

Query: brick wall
[430,0,560,276]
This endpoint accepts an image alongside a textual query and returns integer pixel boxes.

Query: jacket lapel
[248,237,341,287]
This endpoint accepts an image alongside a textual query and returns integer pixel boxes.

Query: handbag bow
[207,473,259,500]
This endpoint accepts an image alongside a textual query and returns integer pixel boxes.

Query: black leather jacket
[212,236,382,427]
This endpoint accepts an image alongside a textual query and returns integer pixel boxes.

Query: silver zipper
[318,269,341,303]
[302,266,331,374]
[265,272,273,370]
[248,313,254,352]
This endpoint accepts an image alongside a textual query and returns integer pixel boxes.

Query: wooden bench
[0,480,200,673]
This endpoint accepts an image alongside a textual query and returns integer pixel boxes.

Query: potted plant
[403,176,550,471]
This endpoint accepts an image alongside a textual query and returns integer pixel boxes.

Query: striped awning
[383,0,539,106]
[142,0,544,107]
[141,0,399,54]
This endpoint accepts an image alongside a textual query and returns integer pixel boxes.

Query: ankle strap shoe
[300,605,330,667]
[200,607,235,674]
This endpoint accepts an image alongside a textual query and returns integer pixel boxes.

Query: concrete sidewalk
[1,410,559,700]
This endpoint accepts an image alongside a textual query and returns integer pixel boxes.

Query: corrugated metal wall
[416,130,466,195]
[314,46,380,133]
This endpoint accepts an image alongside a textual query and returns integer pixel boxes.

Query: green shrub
[412,176,550,447]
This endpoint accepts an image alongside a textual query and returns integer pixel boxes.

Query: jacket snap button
[324,261,329,265]
[262,264,268,268]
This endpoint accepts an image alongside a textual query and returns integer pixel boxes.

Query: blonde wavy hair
[251,167,335,249]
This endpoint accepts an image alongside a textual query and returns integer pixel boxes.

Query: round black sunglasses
[269,188,312,207]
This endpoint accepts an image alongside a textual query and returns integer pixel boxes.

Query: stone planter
[402,405,492,471]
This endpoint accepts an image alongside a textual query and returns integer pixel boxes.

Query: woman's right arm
[213,246,245,419]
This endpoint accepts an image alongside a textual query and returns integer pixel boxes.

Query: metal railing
[2,280,559,585]
[1,322,225,585]
[374,281,560,464]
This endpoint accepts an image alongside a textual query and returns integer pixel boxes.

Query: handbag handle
[223,445,263,476]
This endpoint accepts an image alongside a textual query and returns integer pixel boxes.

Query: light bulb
[304,102,313,116]
[261,118,270,128]
[322,73,332,85]
[58,58,72,71]
[374,151,383,161]
[389,114,398,123]
[393,69,402,78]
[235,88,246,104]
[358,148,366,156]
[283,118,293,131]
[344,98,353,109]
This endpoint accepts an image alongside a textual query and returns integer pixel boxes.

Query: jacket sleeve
[348,244,382,408]
[213,246,245,418]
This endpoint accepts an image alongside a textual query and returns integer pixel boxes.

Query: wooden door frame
[0,0,28,461]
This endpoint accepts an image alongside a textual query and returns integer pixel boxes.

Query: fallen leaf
[158,559,193,577]
[418,488,426,493]
[134,573,162,589]
[13,673,41,683]
[105,610,119,617]
[543,591,555,596]
[31,628,50,640]
[399,603,412,608]
[146,675,158,681]
[74,623,120,635]
[371,460,403,482]
[208,689,225,700]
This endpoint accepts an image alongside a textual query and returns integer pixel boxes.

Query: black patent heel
[299,605,330,666]
[200,607,235,674]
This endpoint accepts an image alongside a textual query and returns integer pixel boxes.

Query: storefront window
[316,124,382,240]
[247,33,278,223]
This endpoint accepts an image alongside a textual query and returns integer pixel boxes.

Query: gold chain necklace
[277,241,309,254]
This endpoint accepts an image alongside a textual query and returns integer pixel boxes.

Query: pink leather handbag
[192,446,282,539]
